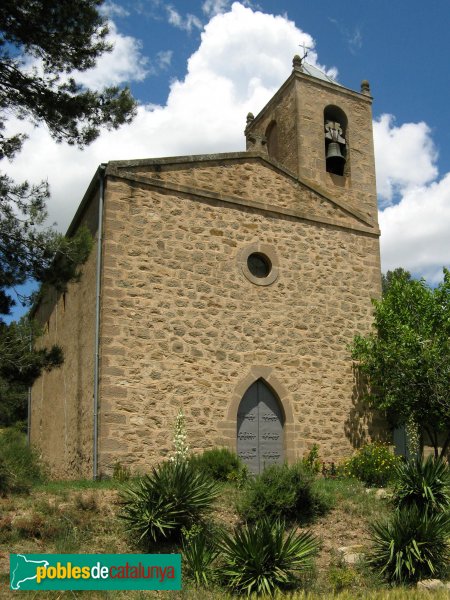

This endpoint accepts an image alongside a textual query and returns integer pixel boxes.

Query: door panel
[237,380,284,474]
[237,382,259,475]
[258,381,284,471]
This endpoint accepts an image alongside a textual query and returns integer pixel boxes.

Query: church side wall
[30,196,98,479]
[97,173,382,476]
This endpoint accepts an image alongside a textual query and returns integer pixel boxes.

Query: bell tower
[245,55,378,226]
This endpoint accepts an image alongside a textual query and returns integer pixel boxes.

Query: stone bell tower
[245,55,378,228]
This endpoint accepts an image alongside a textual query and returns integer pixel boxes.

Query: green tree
[0,1,137,422]
[381,267,411,296]
[352,269,450,459]
[0,0,136,317]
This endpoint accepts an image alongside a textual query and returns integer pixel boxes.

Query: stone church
[31,56,382,479]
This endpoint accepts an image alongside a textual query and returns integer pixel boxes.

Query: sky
[4,0,450,320]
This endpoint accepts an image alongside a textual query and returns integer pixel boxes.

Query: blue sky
[4,0,450,321]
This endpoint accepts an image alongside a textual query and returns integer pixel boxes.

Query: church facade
[31,57,383,478]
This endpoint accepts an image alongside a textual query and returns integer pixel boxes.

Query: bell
[326,142,346,174]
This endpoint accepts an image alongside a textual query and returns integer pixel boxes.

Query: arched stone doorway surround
[218,366,295,465]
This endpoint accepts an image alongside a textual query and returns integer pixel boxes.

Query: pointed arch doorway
[237,379,284,474]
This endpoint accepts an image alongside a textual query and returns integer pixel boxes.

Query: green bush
[238,462,331,525]
[343,443,401,487]
[112,461,131,482]
[120,460,220,548]
[190,448,247,483]
[393,455,450,514]
[328,565,359,592]
[219,516,318,596]
[301,444,322,475]
[0,428,45,494]
[182,523,220,587]
[368,506,450,584]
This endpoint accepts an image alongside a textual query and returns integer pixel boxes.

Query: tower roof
[301,61,342,86]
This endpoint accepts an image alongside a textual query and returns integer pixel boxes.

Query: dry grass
[0,477,447,599]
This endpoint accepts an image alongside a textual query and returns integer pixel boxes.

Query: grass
[313,477,391,519]
[0,586,448,599]
[0,477,447,599]
[33,478,119,493]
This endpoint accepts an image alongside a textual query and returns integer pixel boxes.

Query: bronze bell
[326,141,346,174]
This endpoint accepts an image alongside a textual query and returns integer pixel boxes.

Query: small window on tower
[324,106,348,177]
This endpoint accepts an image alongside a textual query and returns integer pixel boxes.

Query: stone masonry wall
[97,163,382,476]
[122,159,371,231]
[245,72,378,227]
[295,76,378,224]
[30,197,98,478]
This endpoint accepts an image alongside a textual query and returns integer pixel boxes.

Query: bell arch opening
[265,120,279,162]
[236,378,285,474]
[324,105,348,176]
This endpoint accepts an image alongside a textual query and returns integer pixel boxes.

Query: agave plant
[368,506,450,584]
[393,455,450,514]
[120,460,219,548]
[219,516,318,596]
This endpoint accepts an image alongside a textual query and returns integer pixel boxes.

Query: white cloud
[165,5,202,32]
[156,50,173,70]
[379,174,450,284]
[202,0,257,14]
[7,2,449,285]
[202,0,232,16]
[374,115,449,283]
[329,19,363,55]
[374,114,438,205]
[100,2,130,18]
[74,21,149,89]
[3,2,327,231]
[20,19,149,90]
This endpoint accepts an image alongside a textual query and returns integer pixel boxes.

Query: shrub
[13,512,66,541]
[120,460,219,548]
[343,443,401,487]
[219,516,318,596]
[112,462,131,482]
[182,523,220,587]
[0,428,45,494]
[238,462,331,524]
[190,448,247,483]
[368,506,450,584]
[301,444,321,475]
[393,455,450,514]
[74,492,98,512]
[328,565,359,592]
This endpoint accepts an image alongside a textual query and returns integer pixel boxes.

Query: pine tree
[0,1,137,423]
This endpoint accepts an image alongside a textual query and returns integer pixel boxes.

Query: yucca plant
[120,460,219,548]
[219,516,319,596]
[393,455,450,514]
[182,524,220,587]
[368,506,450,584]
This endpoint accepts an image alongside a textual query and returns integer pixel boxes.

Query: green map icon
[10,554,50,590]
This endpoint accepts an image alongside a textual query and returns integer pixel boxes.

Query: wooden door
[237,380,284,474]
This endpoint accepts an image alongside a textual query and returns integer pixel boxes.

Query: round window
[238,244,279,286]
[247,253,272,278]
